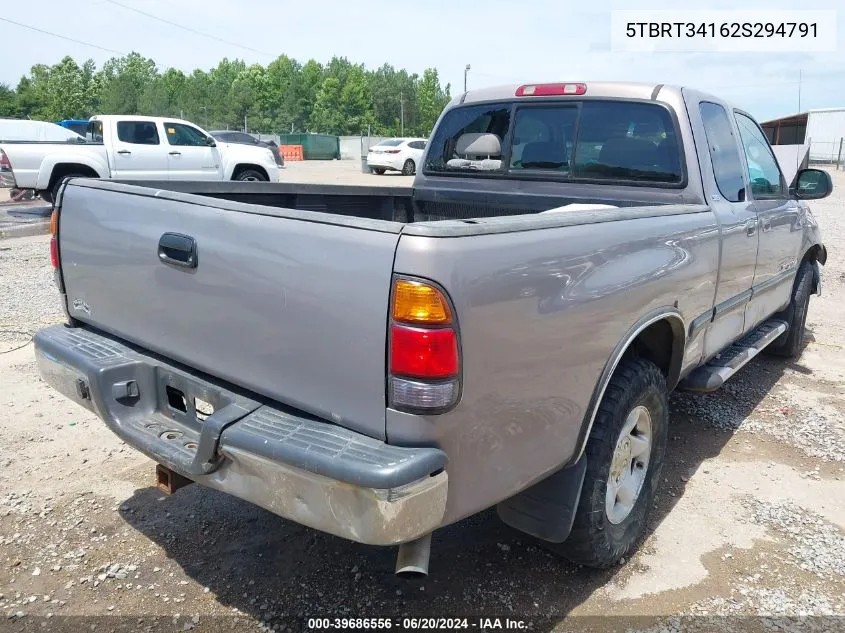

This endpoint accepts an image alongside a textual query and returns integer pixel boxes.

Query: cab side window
[165,123,209,147]
[87,120,104,143]
[116,121,158,145]
[734,112,784,197]
[699,102,746,202]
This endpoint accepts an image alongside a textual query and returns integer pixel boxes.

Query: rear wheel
[547,358,668,568]
[402,159,415,176]
[767,261,813,358]
[233,169,268,182]
[50,173,90,205]
[372,168,385,175]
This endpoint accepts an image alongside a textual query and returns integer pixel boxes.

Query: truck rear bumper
[34,324,448,545]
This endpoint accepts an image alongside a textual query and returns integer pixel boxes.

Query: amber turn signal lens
[50,210,58,236]
[392,280,452,324]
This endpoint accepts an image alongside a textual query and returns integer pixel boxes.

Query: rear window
[424,104,511,173]
[425,100,683,185]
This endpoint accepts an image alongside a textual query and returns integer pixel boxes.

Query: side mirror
[205,137,217,147]
[793,168,833,200]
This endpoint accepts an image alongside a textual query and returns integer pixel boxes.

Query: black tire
[402,159,415,176]
[50,173,89,205]
[548,358,669,568]
[766,261,813,358]
[372,168,385,175]
[233,169,268,182]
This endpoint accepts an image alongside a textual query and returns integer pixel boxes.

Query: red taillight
[0,149,11,170]
[390,325,459,379]
[516,83,586,97]
[50,237,58,269]
[388,278,461,411]
[384,149,401,154]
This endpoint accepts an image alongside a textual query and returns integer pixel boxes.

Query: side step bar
[680,319,788,393]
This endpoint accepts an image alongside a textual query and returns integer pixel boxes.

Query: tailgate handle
[158,233,197,268]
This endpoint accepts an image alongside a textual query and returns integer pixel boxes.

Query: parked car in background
[210,130,284,167]
[56,120,90,136]
[1,119,84,143]
[0,115,280,202]
[367,137,427,175]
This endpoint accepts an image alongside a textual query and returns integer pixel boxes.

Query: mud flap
[496,456,587,543]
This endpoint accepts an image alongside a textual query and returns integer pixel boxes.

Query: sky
[2,0,844,123]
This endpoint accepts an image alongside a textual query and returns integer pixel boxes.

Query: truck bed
[106,179,676,223]
[111,180,416,222]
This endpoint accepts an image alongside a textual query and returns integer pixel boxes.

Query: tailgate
[57,181,402,440]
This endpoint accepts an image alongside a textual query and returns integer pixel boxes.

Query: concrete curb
[0,220,50,240]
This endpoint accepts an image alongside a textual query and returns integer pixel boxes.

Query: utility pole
[464,64,471,92]
[400,92,404,136]
[244,114,248,133]
[798,69,802,113]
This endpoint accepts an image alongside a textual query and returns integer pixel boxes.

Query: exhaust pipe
[156,464,193,495]
[395,533,432,577]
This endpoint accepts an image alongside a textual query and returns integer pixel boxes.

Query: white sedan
[367,138,427,175]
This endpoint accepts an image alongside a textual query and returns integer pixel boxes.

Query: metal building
[762,108,845,164]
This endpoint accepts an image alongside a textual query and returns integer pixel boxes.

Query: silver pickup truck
[34,82,830,576]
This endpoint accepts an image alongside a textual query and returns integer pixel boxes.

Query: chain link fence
[808,138,845,168]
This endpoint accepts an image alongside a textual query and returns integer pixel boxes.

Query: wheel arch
[231,164,269,181]
[567,308,685,467]
[44,162,102,194]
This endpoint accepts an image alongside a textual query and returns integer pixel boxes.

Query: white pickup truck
[0,115,280,202]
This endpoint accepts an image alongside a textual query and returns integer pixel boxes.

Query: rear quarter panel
[35,147,109,189]
[389,209,720,524]
[0,144,105,189]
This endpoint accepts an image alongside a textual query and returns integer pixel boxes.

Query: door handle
[745,219,757,237]
[158,233,197,268]
[169,151,181,156]
[117,150,131,155]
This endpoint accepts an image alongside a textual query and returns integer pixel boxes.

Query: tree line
[0,52,453,137]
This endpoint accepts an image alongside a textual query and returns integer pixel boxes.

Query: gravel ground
[1,168,844,633]
[0,237,64,353]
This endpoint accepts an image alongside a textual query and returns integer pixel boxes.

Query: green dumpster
[278,134,340,160]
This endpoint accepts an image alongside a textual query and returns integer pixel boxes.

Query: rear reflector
[389,377,458,410]
[50,237,58,269]
[390,325,458,379]
[50,210,58,236]
[516,83,587,97]
[393,280,452,324]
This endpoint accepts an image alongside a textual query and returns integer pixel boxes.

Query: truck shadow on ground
[118,342,811,630]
